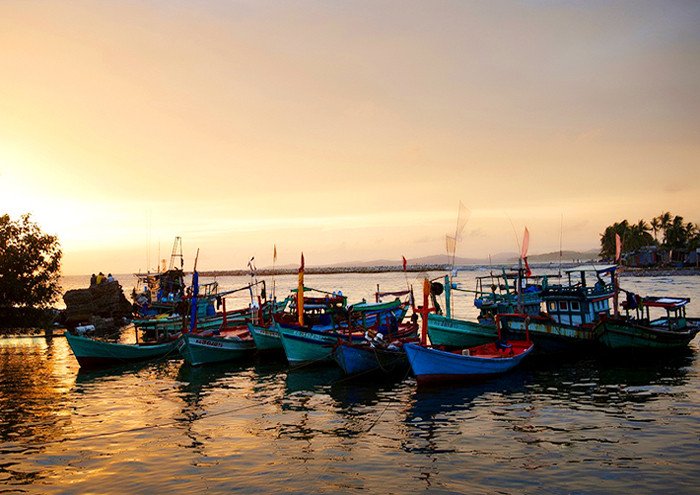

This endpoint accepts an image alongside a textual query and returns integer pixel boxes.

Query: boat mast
[169,236,184,271]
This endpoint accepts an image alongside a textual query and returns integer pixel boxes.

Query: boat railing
[543,283,614,298]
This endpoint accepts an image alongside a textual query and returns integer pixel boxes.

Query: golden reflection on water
[0,313,699,493]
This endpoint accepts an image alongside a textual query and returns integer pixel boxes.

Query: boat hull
[597,318,700,350]
[427,314,496,347]
[334,343,407,376]
[65,332,178,369]
[404,342,533,385]
[177,333,256,366]
[248,322,282,351]
[500,316,598,354]
[277,323,365,365]
[277,323,339,364]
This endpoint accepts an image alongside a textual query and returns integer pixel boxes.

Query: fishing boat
[279,297,411,365]
[498,264,617,353]
[596,295,700,350]
[405,279,533,385]
[135,292,284,335]
[131,237,187,318]
[404,339,533,385]
[333,323,418,376]
[248,289,346,352]
[65,331,178,369]
[177,267,268,366]
[427,272,542,347]
[333,288,419,376]
[177,329,256,366]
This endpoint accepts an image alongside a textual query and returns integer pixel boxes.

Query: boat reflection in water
[0,317,697,494]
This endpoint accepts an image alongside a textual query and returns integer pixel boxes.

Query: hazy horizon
[2,1,698,275]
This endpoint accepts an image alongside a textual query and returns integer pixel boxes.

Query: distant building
[623,245,664,267]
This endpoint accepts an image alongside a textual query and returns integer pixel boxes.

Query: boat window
[548,301,556,312]
[560,301,569,311]
[570,301,580,311]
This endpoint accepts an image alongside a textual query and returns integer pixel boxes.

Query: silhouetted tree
[600,219,654,260]
[650,216,661,242]
[0,214,62,309]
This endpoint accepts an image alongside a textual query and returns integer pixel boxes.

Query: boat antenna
[248,256,259,302]
[272,244,277,301]
[146,210,152,274]
[449,201,470,272]
[559,213,563,277]
[508,215,521,255]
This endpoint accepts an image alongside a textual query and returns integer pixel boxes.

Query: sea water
[1,270,698,494]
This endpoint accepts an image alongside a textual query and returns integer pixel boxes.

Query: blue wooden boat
[405,277,533,385]
[333,315,419,376]
[404,339,533,385]
[65,332,178,369]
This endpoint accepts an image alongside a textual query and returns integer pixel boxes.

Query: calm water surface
[2,271,699,494]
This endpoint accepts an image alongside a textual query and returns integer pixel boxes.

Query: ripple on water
[2,276,700,494]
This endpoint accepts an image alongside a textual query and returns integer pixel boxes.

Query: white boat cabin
[543,265,616,327]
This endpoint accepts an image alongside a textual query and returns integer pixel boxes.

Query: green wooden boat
[248,321,283,351]
[177,331,255,366]
[499,264,616,353]
[248,289,347,354]
[278,298,409,365]
[596,296,700,350]
[65,332,178,369]
[427,273,541,347]
[427,313,496,347]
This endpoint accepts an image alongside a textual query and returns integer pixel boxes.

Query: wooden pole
[421,278,430,346]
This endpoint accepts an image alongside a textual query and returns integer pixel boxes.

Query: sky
[1,1,699,275]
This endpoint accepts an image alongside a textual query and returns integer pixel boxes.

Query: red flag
[521,227,530,259]
[524,257,532,277]
[402,256,407,272]
[273,244,277,262]
[615,233,621,262]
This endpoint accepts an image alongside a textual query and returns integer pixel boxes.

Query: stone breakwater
[197,264,700,278]
[620,267,700,277]
[199,264,448,277]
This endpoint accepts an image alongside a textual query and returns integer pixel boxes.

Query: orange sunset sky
[1,1,699,275]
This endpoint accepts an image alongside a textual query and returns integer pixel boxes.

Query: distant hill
[519,249,599,263]
[253,249,599,270]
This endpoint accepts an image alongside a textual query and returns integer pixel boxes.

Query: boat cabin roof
[642,297,690,309]
[564,264,617,274]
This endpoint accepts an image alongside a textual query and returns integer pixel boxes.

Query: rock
[63,281,132,326]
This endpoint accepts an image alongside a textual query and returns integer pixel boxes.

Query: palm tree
[600,220,629,260]
[659,211,672,245]
[664,215,687,249]
[650,217,661,242]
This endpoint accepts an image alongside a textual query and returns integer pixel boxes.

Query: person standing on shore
[90,273,97,286]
